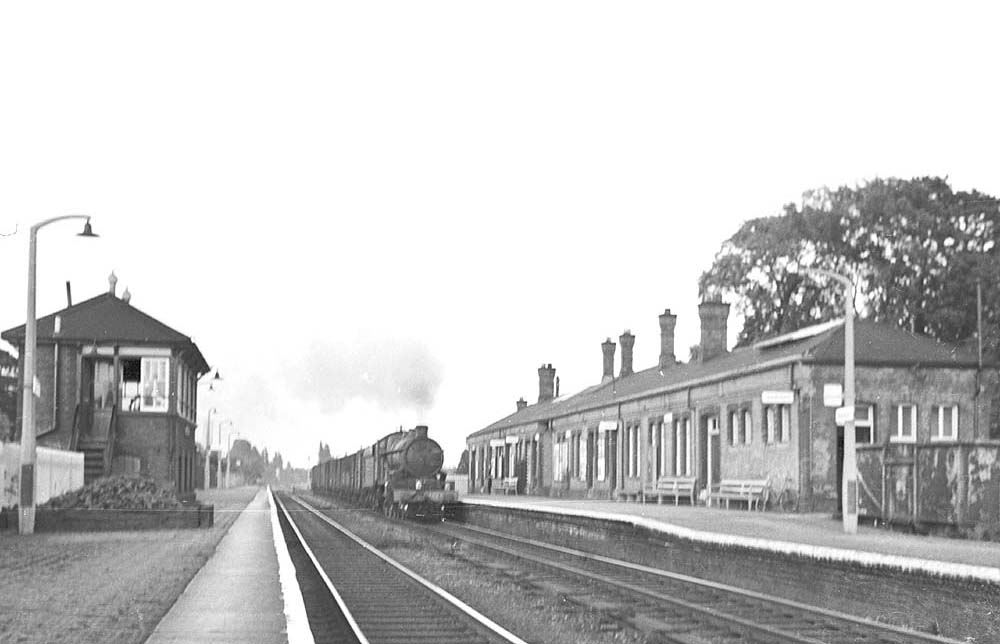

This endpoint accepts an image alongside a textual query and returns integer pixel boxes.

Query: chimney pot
[601,338,616,382]
[698,300,731,362]
[537,364,556,403]
[108,271,118,296]
[619,330,635,378]
[659,308,677,369]
[516,397,528,412]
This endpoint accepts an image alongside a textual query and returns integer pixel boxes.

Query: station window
[578,431,588,480]
[553,433,570,482]
[596,432,607,482]
[652,418,666,478]
[763,405,791,444]
[855,405,875,444]
[891,404,918,443]
[741,408,753,445]
[625,423,641,478]
[728,410,739,446]
[932,405,959,441]
[674,415,692,476]
[120,357,170,412]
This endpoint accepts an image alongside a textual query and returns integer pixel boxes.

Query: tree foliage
[700,177,1000,355]
[0,346,17,441]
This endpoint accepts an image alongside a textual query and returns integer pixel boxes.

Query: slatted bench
[707,478,768,510]
[642,477,697,505]
[499,476,519,495]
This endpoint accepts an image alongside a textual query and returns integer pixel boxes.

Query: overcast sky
[2,2,998,469]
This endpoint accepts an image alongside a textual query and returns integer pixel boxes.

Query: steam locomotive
[310,425,459,520]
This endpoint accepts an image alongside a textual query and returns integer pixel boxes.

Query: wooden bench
[707,479,768,510]
[642,477,697,505]
[498,476,519,495]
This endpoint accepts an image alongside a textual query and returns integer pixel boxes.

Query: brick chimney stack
[516,397,527,412]
[698,300,731,362]
[537,364,556,403]
[619,330,635,378]
[601,338,616,382]
[659,309,677,369]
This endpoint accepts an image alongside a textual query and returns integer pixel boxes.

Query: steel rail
[437,522,965,644]
[286,493,531,644]
[272,489,371,644]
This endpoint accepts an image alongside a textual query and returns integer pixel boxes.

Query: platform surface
[145,488,311,644]
[464,495,1000,583]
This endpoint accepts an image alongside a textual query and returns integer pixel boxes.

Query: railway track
[424,520,966,644]
[272,491,530,644]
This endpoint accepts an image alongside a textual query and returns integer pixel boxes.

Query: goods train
[310,425,459,520]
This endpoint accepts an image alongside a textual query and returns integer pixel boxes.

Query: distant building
[467,302,1000,522]
[2,275,209,497]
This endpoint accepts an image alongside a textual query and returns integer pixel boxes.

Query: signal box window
[121,358,170,413]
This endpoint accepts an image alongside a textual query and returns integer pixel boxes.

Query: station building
[466,301,1000,523]
[2,275,209,497]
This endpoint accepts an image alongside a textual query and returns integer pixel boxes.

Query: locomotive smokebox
[385,428,443,478]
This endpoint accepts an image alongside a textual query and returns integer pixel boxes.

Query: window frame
[854,404,876,444]
[891,404,918,443]
[932,405,959,442]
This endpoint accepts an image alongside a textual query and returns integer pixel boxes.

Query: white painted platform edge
[268,486,315,644]
[464,498,1000,585]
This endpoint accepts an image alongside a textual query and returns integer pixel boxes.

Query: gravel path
[0,486,259,644]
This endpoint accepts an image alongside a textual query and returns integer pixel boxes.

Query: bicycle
[760,474,799,512]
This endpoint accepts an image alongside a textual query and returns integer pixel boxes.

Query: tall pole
[226,431,238,489]
[19,215,97,535]
[801,267,857,534]
[842,279,858,534]
[19,227,39,535]
[203,407,215,490]
[216,423,224,491]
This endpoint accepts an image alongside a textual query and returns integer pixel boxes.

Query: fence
[0,442,85,509]
[857,442,1000,527]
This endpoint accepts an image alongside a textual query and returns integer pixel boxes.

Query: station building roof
[468,319,987,441]
[2,292,210,374]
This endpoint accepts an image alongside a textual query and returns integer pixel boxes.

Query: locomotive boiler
[310,425,458,520]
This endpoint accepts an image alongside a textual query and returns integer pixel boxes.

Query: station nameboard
[761,390,794,405]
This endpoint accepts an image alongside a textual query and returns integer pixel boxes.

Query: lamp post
[218,419,233,490]
[203,407,217,490]
[196,368,220,493]
[19,216,98,535]
[800,267,858,534]
[226,430,240,489]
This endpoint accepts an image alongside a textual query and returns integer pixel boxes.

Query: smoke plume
[288,336,444,415]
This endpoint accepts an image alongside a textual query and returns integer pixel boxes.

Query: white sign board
[32,376,41,398]
[835,405,855,425]
[598,420,618,433]
[824,384,843,408]
[761,390,794,405]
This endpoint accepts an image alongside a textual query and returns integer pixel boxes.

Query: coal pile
[42,475,185,510]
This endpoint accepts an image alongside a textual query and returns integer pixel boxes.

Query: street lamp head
[77,218,98,238]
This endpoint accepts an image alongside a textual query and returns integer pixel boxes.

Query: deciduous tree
[700,177,1000,356]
